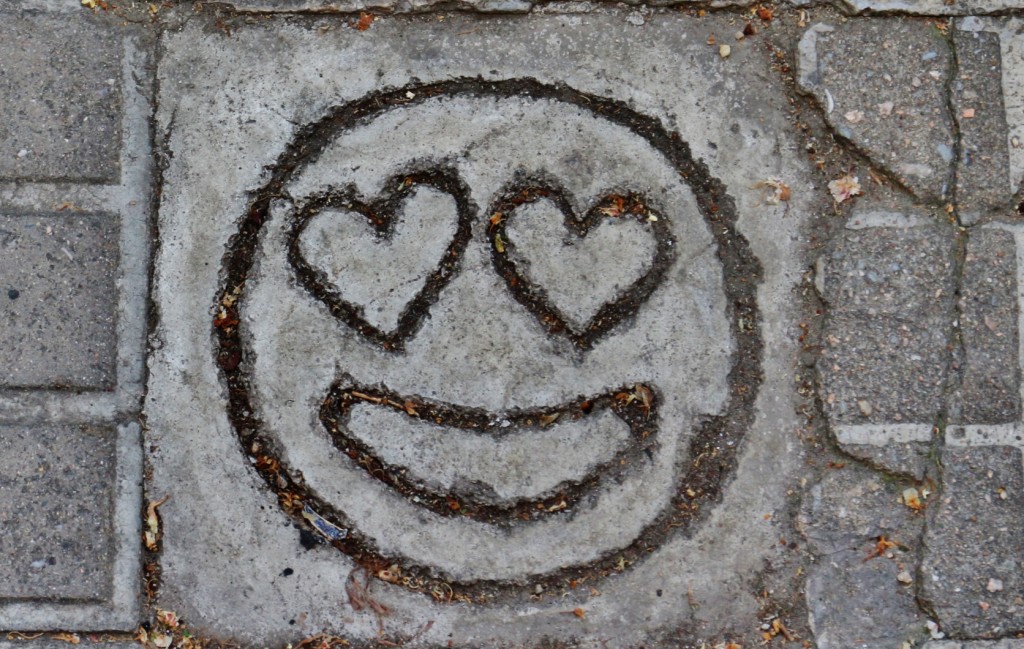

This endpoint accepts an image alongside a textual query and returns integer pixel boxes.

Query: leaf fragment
[144,495,170,551]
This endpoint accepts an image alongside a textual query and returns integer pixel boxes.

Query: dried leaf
[573,607,586,619]
[156,609,180,629]
[355,11,374,31]
[844,110,865,124]
[144,495,170,551]
[53,633,80,645]
[828,175,862,203]
[902,487,924,511]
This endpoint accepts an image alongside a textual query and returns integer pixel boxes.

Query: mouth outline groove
[288,166,475,353]
[488,184,677,351]
[319,380,661,525]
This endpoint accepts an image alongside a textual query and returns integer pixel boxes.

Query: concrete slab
[0,14,152,634]
[0,10,122,183]
[801,466,928,649]
[0,424,115,602]
[149,10,817,647]
[0,213,119,390]
[0,422,142,632]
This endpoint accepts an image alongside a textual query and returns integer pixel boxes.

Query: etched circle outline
[214,77,764,602]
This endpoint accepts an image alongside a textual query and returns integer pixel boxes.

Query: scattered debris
[988,577,1004,592]
[293,634,351,649]
[52,633,80,644]
[877,101,895,117]
[345,568,391,631]
[828,175,862,204]
[864,535,897,561]
[897,570,913,584]
[926,619,944,640]
[719,44,731,59]
[759,616,797,643]
[156,609,181,628]
[962,108,976,119]
[844,110,865,124]
[302,504,349,541]
[573,607,586,619]
[902,487,924,512]
[856,399,872,416]
[752,177,791,205]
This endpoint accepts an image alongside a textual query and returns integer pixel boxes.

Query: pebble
[988,578,1004,592]
[719,44,731,59]
[897,570,913,584]
[857,399,873,416]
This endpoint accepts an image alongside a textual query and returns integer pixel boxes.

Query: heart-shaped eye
[487,184,676,350]
[288,168,475,351]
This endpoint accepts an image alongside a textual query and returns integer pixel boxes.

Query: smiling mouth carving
[319,380,661,525]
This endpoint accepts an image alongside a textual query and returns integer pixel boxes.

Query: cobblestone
[922,446,1024,638]
[953,29,1013,222]
[798,19,955,203]
[950,228,1020,425]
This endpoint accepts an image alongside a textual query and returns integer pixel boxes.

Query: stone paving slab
[0,10,122,183]
[817,214,956,427]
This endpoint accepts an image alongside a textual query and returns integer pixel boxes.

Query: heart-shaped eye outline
[487,182,678,351]
[287,167,476,352]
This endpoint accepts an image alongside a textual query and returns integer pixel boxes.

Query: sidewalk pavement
[4,1,1024,648]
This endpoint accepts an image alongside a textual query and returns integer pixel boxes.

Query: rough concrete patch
[840,442,933,481]
[839,0,1024,15]
[798,18,955,204]
[220,0,758,12]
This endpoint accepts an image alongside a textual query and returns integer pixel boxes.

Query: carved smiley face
[216,79,760,599]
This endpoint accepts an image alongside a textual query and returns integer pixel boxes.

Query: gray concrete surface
[6,1,1024,647]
